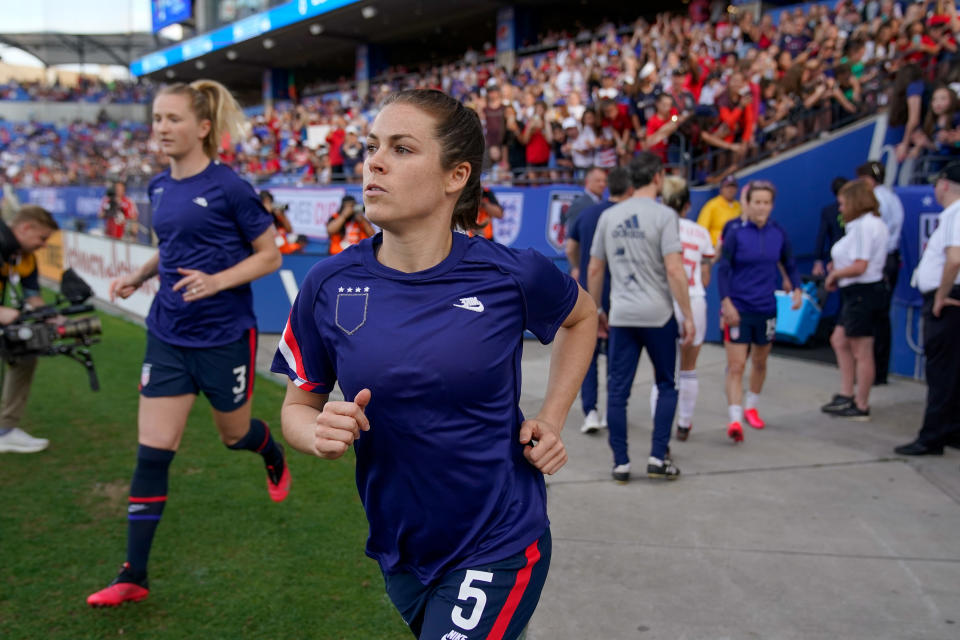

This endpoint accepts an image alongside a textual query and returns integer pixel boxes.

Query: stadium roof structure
[131,0,678,99]
[0,32,173,69]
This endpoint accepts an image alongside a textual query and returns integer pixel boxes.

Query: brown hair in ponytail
[158,79,246,159]
[379,89,484,231]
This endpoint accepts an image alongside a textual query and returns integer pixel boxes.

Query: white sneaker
[0,428,49,453]
[581,409,603,434]
[612,463,631,482]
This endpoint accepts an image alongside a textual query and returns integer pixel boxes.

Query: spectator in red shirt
[520,101,553,182]
[99,181,139,240]
[600,99,633,163]
[704,71,755,158]
[326,116,346,179]
[645,94,689,163]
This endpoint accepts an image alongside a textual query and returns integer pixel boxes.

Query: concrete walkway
[257,336,960,640]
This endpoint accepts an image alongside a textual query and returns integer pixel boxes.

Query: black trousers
[873,250,900,382]
[916,287,960,448]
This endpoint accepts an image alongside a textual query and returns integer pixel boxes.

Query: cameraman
[260,190,304,255]
[326,195,374,255]
[98,181,139,240]
[0,205,58,454]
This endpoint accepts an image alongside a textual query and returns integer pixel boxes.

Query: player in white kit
[650,176,714,440]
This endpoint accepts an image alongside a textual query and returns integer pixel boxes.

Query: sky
[0,0,152,68]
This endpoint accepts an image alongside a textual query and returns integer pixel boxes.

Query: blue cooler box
[775,283,821,344]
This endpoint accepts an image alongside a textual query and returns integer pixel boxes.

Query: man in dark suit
[562,167,607,234]
[812,177,848,278]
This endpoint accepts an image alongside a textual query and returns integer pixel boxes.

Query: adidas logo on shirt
[193,197,208,207]
[612,214,645,239]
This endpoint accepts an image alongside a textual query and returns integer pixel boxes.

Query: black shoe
[647,459,680,480]
[873,378,888,386]
[832,404,870,421]
[894,441,944,456]
[676,425,691,441]
[821,394,853,413]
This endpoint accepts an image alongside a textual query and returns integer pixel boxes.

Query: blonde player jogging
[650,176,715,441]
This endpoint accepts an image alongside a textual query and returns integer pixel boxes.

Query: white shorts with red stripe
[674,295,708,347]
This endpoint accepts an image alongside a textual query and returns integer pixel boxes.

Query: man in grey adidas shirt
[587,152,694,482]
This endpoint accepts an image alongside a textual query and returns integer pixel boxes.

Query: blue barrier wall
[15,115,938,379]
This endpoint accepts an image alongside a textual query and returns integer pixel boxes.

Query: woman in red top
[520,101,552,183]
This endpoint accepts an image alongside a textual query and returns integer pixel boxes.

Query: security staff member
[0,205,58,454]
[895,162,960,456]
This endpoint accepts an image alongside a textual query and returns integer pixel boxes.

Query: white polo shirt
[873,184,904,254]
[830,213,889,288]
[915,199,960,294]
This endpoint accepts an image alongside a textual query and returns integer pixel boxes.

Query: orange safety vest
[328,213,369,255]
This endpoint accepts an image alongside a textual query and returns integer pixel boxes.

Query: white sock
[648,456,663,466]
[649,384,658,420]
[746,391,760,411]
[677,371,698,427]
[729,404,743,424]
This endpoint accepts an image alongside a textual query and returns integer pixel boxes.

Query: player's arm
[521,286,597,475]
[281,383,370,460]
[664,252,694,346]
[717,229,740,326]
[586,255,606,319]
[565,238,581,280]
[175,226,282,301]
[110,252,159,300]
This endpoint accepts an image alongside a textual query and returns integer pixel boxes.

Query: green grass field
[0,307,411,639]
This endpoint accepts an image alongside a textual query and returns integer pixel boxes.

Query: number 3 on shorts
[232,365,247,395]
[451,570,493,631]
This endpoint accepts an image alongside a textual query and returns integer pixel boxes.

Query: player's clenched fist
[519,418,567,475]
[314,388,371,459]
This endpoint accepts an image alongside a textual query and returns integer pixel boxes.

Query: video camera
[1,268,102,391]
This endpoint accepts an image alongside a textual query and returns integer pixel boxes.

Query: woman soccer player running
[87,80,285,607]
[650,176,715,441]
[272,90,597,640]
[717,181,802,443]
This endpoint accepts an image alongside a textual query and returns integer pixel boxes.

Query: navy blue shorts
[139,329,257,412]
[724,312,776,346]
[383,528,551,640]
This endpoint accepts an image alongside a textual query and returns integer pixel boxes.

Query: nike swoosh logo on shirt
[453,301,484,312]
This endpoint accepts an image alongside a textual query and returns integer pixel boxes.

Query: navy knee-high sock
[126,444,175,579]
[228,419,284,478]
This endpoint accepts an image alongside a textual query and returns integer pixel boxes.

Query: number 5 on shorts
[451,570,493,631]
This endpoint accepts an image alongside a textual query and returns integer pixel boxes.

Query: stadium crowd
[0,77,151,104]
[1,0,959,189]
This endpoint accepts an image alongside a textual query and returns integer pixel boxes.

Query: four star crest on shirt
[335,284,370,335]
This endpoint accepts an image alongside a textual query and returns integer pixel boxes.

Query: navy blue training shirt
[568,199,612,313]
[717,219,802,315]
[146,161,273,347]
[272,232,579,584]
